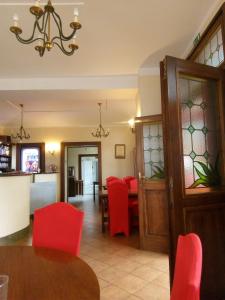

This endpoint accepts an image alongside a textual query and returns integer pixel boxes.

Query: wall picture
[115,144,126,159]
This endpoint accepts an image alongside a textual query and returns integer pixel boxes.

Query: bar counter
[0,173,31,238]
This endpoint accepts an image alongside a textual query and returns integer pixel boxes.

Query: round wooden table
[0,246,100,300]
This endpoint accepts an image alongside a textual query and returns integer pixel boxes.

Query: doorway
[79,155,98,195]
[60,142,102,202]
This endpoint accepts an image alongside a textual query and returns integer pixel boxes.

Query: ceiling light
[10,0,82,57]
[91,103,109,138]
[12,104,30,142]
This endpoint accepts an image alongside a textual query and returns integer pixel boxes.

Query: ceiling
[0,0,221,128]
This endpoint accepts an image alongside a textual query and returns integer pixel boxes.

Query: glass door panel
[179,75,221,191]
[143,122,164,178]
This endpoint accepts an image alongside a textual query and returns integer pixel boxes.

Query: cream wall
[138,74,162,117]
[4,126,135,183]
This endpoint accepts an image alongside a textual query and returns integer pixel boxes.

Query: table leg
[93,183,95,202]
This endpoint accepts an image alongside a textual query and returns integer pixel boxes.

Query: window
[16,143,45,173]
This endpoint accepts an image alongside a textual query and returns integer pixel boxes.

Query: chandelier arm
[53,41,75,56]
[36,12,48,38]
[52,11,77,41]
[16,35,44,45]
[14,20,39,44]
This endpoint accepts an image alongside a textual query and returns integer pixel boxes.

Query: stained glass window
[195,26,224,67]
[180,76,220,189]
[143,123,164,178]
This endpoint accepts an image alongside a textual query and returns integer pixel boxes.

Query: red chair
[170,233,202,300]
[108,180,129,237]
[123,176,135,189]
[32,202,84,256]
[130,178,138,191]
[106,176,119,183]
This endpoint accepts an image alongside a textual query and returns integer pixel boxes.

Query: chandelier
[12,104,30,141]
[91,103,110,138]
[10,0,82,57]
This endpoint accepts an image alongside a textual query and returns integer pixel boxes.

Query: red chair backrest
[108,180,129,236]
[106,176,119,183]
[123,176,136,188]
[32,202,84,256]
[170,233,202,300]
[106,176,120,188]
[130,178,138,191]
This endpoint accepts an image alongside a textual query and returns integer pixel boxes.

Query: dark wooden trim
[60,142,102,202]
[16,143,45,172]
[78,154,98,180]
[135,114,162,123]
[187,2,225,69]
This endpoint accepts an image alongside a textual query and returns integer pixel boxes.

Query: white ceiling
[0,89,137,127]
[0,0,221,128]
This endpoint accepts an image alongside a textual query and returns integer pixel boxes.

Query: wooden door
[136,115,168,253]
[161,56,225,300]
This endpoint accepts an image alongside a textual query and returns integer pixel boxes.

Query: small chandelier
[12,104,30,142]
[10,0,81,57]
[91,103,110,138]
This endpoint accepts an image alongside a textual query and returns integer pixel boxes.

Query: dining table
[0,246,100,300]
[99,189,138,233]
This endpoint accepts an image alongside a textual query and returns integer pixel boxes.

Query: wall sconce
[46,143,60,156]
[128,119,135,133]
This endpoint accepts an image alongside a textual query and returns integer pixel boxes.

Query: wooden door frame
[60,142,102,201]
[78,154,99,180]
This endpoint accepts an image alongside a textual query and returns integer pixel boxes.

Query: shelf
[0,155,11,158]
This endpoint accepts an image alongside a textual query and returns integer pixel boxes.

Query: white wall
[4,126,135,183]
[138,74,162,116]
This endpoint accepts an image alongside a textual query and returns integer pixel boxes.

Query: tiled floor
[0,194,170,300]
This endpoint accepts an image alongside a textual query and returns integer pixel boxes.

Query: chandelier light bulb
[13,14,19,27]
[74,8,79,22]
[34,0,41,8]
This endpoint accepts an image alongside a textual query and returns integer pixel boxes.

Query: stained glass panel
[195,26,224,67]
[143,123,164,178]
[180,76,219,189]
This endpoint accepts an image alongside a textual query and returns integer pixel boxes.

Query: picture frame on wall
[115,144,126,159]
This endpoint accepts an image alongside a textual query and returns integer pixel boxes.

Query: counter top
[0,172,31,177]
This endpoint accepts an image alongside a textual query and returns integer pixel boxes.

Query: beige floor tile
[146,257,169,273]
[98,266,128,283]
[127,295,142,300]
[151,273,170,289]
[114,258,142,273]
[101,284,130,300]
[97,253,128,266]
[87,259,109,274]
[134,282,170,300]
[132,265,163,282]
[98,278,110,289]
[113,274,148,294]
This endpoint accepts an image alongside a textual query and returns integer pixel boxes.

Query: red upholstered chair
[130,178,138,191]
[32,202,84,256]
[123,176,135,189]
[108,180,129,237]
[170,233,202,300]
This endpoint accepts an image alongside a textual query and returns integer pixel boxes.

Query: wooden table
[0,246,100,300]
[99,189,138,233]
